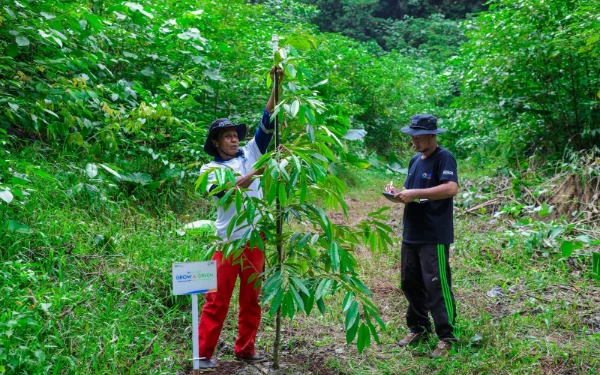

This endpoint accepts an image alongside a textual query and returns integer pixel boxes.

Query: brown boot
[398,332,428,347]
[431,340,453,358]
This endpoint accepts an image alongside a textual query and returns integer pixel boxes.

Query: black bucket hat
[401,114,446,136]
[203,118,247,156]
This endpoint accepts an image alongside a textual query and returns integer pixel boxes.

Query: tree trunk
[272,274,282,369]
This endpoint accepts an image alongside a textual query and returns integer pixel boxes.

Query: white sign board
[172,261,217,295]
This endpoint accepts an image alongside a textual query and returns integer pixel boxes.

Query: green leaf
[246,199,255,225]
[351,277,372,297]
[268,288,285,317]
[290,100,299,117]
[593,253,600,281]
[387,153,407,174]
[87,14,104,31]
[344,301,359,331]
[16,36,29,47]
[357,324,371,353]
[364,305,386,330]
[316,298,326,314]
[7,220,32,233]
[330,242,340,272]
[538,202,553,217]
[235,190,242,212]
[342,291,354,313]
[367,206,391,217]
[302,291,315,315]
[286,64,297,78]
[345,316,359,344]
[560,240,574,257]
[119,172,152,185]
[6,43,19,57]
[306,123,315,142]
[195,171,209,192]
[284,291,295,320]
[278,182,287,207]
[549,227,564,239]
[204,68,225,81]
[343,129,367,141]
[315,279,332,300]
[299,173,307,204]
[316,207,332,242]
[10,175,28,186]
[32,169,54,181]
[290,277,310,296]
[0,189,14,204]
[99,164,122,179]
[262,273,283,303]
[289,284,305,312]
[366,318,381,344]
[40,12,55,20]
[575,235,592,244]
[345,153,370,169]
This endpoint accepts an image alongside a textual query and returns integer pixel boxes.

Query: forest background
[1,0,599,374]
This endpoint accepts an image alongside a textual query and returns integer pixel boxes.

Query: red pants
[198,244,265,359]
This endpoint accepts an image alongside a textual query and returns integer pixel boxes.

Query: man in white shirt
[197,67,282,371]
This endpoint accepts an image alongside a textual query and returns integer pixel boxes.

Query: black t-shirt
[402,147,458,244]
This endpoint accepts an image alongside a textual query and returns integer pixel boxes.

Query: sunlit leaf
[342,129,367,141]
[15,36,29,46]
[0,189,14,204]
[344,301,359,331]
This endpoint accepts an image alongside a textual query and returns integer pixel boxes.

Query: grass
[1,153,599,375]
[1,155,213,375]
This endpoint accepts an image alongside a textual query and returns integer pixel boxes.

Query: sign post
[172,261,218,374]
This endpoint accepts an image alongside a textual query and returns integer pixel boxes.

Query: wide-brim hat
[203,118,247,156]
[401,114,446,136]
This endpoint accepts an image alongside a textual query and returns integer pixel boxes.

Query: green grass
[2,155,599,375]
[1,155,213,374]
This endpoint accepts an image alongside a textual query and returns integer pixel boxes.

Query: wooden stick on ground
[464,198,501,214]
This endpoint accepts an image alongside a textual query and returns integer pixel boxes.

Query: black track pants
[400,242,456,340]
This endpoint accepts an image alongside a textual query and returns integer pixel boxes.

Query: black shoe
[198,358,216,372]
[234,354,266,363]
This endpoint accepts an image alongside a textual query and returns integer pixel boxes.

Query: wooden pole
[271,34,283,371]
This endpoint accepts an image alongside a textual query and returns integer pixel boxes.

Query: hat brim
[204,123,247,156]
[401,126,446,136]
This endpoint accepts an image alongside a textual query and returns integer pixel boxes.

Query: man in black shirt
[385,114,459,357]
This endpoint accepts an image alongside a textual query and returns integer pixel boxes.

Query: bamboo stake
[271,33,283,371]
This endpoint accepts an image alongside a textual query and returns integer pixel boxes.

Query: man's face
[411,134,435,153]
[214,129,239,157]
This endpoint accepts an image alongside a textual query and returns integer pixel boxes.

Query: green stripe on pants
[438,244,454,326]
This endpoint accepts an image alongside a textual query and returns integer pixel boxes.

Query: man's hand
[267,66,285,113]
[394,189,419,204]
[270,66,284,84]
[384,184,400,195]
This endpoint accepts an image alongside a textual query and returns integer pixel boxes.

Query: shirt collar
[213,149,244,162]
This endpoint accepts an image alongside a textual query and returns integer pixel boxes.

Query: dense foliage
[1,0,599,373]
[299,0,480,54]
[446,0,600,164]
